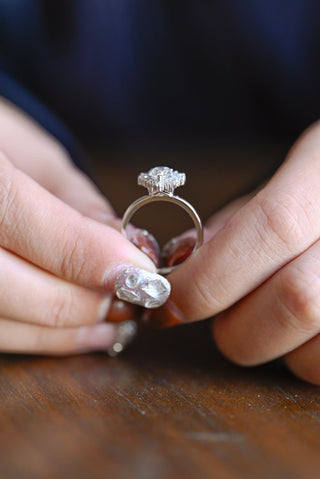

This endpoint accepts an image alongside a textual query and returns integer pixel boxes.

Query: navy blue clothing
[0,1,320,158]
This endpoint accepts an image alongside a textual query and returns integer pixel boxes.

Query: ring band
[121,167,203,274]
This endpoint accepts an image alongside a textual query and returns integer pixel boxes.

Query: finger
[49,164,117,223]
[161,194,255,268]
[0,317,136,356]
[0,97,75,183]
[150,121,320,325]
[162,235,196,268]
[212,236,320,366]
[106,228,162,322]
[0,97,116,222]
[128,228,160,267]
[0,153,157,292]
[107,297,136,323]
[285,335,320,385]
[56,175,162,266]
[0,247,111,327]
[205,193,254,236]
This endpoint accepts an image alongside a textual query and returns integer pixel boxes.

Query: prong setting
[138,166,186,197]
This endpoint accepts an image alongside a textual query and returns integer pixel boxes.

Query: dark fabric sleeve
[0,67,88,172]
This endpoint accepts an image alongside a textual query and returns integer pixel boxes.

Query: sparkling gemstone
[138,166,186,196]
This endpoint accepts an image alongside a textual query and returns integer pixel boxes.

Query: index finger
[150,122,320,324]
[0,153,156,290]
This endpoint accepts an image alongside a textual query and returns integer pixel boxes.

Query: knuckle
[255,194,311,252]
[191,268,224,318]
[277,268,320,332]
[48,290,77,328]
[0,160,17,240]
[59,227,87,283]
[33,328,50,351]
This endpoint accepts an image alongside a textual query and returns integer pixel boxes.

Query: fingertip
[106,226,158,273]
[106,297,136,323]
[75,321,137,355]
[162,236,196,267]
[148,300,184,329]
[211,314,259,367]
[97,295,113,322]
[128,228,160,267]
[128,239,158,272]
[284,352,320,386]
[75,323,119,351]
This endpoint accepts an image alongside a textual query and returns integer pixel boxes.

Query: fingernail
[76,323,118,351]
[97,295,112,321]
[107,320,138,357]
[115,266,171,308]
[147,300,184,329]
[162,236,196,267]
[92,212,115,224]
[128,229,160,267]
[107,296,136,322]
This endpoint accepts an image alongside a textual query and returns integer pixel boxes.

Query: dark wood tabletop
[1,144,319,479]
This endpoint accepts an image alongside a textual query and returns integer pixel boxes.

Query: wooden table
[1,144,319,479]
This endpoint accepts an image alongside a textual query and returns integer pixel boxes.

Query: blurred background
[1,0,319,238]
[1,6,320,477]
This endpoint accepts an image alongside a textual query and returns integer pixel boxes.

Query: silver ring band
[121,167,203,275]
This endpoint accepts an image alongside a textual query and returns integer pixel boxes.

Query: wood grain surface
[1,144,319,479]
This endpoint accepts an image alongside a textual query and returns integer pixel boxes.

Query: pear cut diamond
[138,166,186,196]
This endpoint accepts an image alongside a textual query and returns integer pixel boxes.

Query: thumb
[149,193,258,328]
[150,121,320,328]
[162,194,252,268]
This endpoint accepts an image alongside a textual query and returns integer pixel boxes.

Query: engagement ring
[122,166,203,274]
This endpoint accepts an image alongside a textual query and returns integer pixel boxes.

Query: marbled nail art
[162,236,196,267]
[128,229,160,267]
[115,267,171,308]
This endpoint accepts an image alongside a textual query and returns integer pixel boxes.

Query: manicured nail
[129,228,160,267]
[76,323,118,351]
[92,212,116,225]
[97,295,112,321]
[107,296,136,322]
[115,267,171,308]
[107,320,137,357]
[162,236,196,267]
[147,300,184,329]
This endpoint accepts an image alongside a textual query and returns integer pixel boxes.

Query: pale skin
[2,97,320,386]
[153,120,320,386]
[0,97,156,355]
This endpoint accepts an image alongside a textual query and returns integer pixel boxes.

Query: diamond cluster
[138,166,186,196]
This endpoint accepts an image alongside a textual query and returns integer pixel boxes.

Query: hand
[0,98,169,355]
[150,121,320,385]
